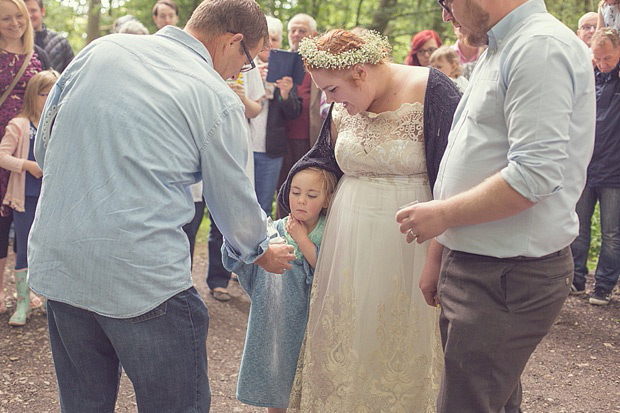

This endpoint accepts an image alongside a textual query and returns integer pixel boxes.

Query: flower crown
[298,30,392,70]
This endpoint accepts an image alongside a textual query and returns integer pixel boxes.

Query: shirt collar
[595,62,620,81]
[154,26,214,68]
[487,0,547,52]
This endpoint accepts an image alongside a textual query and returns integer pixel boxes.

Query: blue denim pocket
[128,301,168,324]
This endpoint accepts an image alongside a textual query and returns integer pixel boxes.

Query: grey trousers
[437,247,572,413]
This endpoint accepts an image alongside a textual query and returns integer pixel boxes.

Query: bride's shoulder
[393,64,429,103]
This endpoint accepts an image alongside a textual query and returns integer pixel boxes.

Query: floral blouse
[0,49,42,216]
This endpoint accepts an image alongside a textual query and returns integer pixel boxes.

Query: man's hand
[395,200,449,244]
[255,243,295,274]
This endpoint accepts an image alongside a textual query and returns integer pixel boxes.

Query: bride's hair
[299,29,392,72]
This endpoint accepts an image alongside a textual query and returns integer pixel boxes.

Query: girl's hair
[429,46,462,77]
[404,30,442,66]
[19,70,59,121]
[301,167,337,214]
[0,0,34,53]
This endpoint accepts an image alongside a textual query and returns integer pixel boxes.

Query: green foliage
[43,0,603,61]
[587,203,602,270]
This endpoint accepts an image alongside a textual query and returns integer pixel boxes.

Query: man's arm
[200,106,294,272]
[398,35,586,242]
[397,173,534,243]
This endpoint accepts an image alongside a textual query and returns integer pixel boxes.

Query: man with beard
[396,1,596,412]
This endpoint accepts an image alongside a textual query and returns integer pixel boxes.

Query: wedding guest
[152,0,178,30]
[0,70,57,326]
[24,0,73,72]
[430,45,469,93]
[275,13,321,219]
[0,0,45,315]
[252,15,302,216]
[597,0,620,31]
[578,11,599,47]
[570,28,620,306]
[451,26,484,78]
[405,29,442,67]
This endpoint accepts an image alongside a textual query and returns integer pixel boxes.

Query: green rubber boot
[9,271,31,326]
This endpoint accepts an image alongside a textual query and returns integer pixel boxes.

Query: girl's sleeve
[220,243,258,296]
[0,120,26,172]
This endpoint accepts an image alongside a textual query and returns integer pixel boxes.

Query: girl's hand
[286,214,308,243]
[275,76,293,100]
[228,82,246,99]
[258,62,269,82]
[24,160,42,178]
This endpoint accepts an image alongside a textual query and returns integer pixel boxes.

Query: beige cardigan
[0,117,33,212]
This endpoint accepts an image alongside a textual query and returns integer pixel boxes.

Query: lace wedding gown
[290,102,443,412]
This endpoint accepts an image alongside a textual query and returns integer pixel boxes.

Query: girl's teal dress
[221,216,325,408]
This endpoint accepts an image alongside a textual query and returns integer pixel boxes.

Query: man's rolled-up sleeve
[500,36,579,203]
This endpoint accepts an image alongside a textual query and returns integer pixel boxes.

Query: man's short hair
[186,0,269,49]
[152,0,178,17]
[288,13,316,32]
[577,12,598,30]
[591,28,620,49]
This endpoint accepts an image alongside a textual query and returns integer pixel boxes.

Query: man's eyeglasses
[437,0,452,14]
[240,40,256,73]
[417,47,438,56]
[579,24,596,31]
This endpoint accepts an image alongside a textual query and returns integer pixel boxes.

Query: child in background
[429,46,469,93]
[222,167,336,412]
[597,0,620,31]
[0,70,58,326]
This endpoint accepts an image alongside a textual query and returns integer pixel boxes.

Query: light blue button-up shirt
[434,0,596,258]
[28,27,269,317]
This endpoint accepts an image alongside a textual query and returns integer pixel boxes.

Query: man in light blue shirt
[28,0,295,410]
[396,1,595,411]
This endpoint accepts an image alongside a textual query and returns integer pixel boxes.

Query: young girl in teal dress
[222,166,336,412]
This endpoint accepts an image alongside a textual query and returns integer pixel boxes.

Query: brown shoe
[210,288,231,302]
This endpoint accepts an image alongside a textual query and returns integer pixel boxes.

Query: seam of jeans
[181,290,200,412]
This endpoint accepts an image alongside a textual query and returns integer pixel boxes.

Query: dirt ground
[1,241,619,413]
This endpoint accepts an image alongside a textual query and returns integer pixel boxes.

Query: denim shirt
[434,0,596,258]
[28,27,269,317]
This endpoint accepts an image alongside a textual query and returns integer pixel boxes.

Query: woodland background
[45,0,600,63]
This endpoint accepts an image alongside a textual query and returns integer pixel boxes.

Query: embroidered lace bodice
[333,102,426,177]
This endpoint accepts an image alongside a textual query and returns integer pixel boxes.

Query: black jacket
[264,86,302,157]
[35,25,74,73]
[278,67,462,213]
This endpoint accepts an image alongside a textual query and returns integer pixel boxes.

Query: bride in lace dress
[279,30,461,412]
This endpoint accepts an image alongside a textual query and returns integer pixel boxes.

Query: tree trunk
[368,0,398,34]
[86,0,101,44]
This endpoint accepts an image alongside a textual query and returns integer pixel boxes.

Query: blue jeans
[13,196,38,269]
[253,152,284,216]
[46,287,210,412]
[571,186,620,293]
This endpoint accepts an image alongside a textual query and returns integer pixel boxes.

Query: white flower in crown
[298,30,392,70]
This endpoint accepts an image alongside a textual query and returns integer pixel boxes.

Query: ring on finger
[408,229,418,239]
